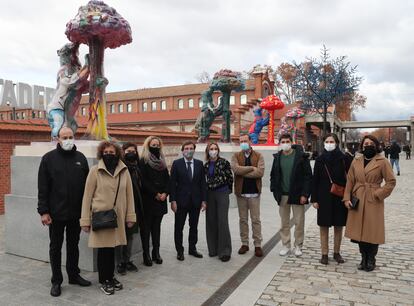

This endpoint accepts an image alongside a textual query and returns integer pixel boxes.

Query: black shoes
[126,261,138,272]
[397,171,400,176]
[68,275,92,287]
[50,284,61,297]
[152,249,163,265]
[320,255,329,265]
[117,263,127,275]
[100,280,114,295]
[333,253,345,264]
[177,252,185,261]
[189,250,203,258]
[220,255,231,262]
[112,278,123,291]
[143,253,153,266]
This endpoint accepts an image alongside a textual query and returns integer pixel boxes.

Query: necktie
[187,161,192,180]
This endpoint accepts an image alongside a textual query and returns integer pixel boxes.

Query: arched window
[218,96,222,104]
[161,100,167,110]
[22,112,25,119]
[127,103,132,112]
[240,94,247,105]
[38,111,43,118]
[81,107,86,116]
[142,102,148,112]
[230,95,235,105]
[16,113,20,119]
[31,111,36,119]
[151,101,157,111]
[198,98,203,108]
[178,99,184,109]
[118,104,123,113]
[188,98,194,108]
[110,104,115,113]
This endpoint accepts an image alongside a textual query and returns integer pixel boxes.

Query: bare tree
[195,71,211,83]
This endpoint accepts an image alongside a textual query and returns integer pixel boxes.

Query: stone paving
[255,159,414,306]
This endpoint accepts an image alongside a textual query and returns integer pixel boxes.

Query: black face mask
[102,154,119,172]
[149,147,160,158]
[124,152,138,163]
[363,145,376,159]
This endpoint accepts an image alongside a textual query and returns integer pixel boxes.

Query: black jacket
[139,159,170,216]
[389,143,401,159]
[270,145,312,205]
[311,148,352,226]
[37,144,89,220]
[125,162,144,233]
[169,158,207,208]
[203,157,233,192]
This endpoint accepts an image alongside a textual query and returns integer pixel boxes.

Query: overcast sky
[0,0,413,121]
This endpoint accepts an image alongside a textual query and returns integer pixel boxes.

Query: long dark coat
[343,154,396,244]
[139,159,170,216]
[125,162,144,234]
[311,148,352,227]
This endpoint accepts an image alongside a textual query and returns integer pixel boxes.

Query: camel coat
[343,154,396,244]
[80,159,136,248]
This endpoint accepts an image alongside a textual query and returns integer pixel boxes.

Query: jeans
[390,158,400,173]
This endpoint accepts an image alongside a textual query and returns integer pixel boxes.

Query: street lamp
[6,101,16,120]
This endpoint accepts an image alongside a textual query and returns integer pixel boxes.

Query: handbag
[324,162,346,198]
[91,175,121,231]
[349,196,359,209]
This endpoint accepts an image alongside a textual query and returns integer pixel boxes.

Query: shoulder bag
[324,161,346,198]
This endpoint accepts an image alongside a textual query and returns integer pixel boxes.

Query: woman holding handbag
[343,135,396,272]
[80,141,136,295]
[311,133,352,265]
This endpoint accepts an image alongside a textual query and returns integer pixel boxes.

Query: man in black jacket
[37,127,91,297]
[270,134,312,257]
[169,141,207,261]
[389,141,401,175]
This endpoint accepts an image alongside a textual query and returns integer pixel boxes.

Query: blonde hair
[141,136,165,163]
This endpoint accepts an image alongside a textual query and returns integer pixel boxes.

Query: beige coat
[343,154,396,244]
[80,159,136,248]
[231,150,265,196]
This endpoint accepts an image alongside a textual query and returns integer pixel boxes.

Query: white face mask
[61,139,74,151]
[280,143,292,152]
[209,150,218,158]
[324,143,336,152]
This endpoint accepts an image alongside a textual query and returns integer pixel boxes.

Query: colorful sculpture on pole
[248,108,269,144]
[285,107,305,143]
[47,43,90,138]
[276,116,293,143]
[259,95,285,145]
[65,0,132,140]
[196,69,245,143]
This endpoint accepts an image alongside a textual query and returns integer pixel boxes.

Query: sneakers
[100,280,114,295]
[112,278,123,291]
[293,246,303,257]
[279,247,290,256]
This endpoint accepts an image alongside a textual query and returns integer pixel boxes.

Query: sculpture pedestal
[5,141,142,272]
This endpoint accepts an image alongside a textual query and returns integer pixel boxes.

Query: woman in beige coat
[343,135,396,272]
[80,141,136,295]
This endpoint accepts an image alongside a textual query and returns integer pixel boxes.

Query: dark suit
[169,157,207,253]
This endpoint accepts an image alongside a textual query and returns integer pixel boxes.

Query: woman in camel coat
[80,141,136,295]
[343,135,396,272]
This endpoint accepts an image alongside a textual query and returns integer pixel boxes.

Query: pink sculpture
[285,107,305,143]
[259,95,285,145]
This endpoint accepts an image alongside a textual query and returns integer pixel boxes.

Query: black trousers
[358,241,379,254]
[97,248,115,283]
[142,214,164,252]
[115,231,134,264]
[174,205,201,254]
[49,219,81,285]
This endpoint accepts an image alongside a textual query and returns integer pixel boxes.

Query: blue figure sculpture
[248,108,270,144]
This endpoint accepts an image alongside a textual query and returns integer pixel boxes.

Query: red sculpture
[260,95,285,145]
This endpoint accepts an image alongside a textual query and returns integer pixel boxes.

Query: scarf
[147,153,167,171]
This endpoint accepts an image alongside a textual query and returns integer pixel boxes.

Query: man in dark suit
[170,141,207,261]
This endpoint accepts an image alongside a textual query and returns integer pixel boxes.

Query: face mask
[209,150,218,159]
[240,143,250,151]
[149,147,160,158]
[363,145,376,159]
[124,152,138,163]
[183,150,194,159]
[61,139,74,151]
[280,143,292,152]
[102,154,119,170]
[324,143,336,152]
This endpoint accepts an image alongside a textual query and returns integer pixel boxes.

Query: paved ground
[0,158,412,306]
[254,158,414,306]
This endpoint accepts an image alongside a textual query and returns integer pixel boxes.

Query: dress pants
[97,248,115,283]
[206,190,232,257]
[236,195,262,247]
[279,195,305,248]
[48,219,81,285]
[174,204,201,254]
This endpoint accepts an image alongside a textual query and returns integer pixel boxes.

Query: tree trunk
[87,36,109,140]
[221,90,231,143]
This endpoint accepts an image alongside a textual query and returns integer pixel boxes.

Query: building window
[32,111,36,119]
[230,95,235,105]
[198,98,203,108]
[81,107,86,116]
[188,98,194,108]
[22,112,26,119]
[218,96,222,104]
[127,103,132,112]
[38,111,43,118]
[161,100,166,110]
[110,104,115,113]
[151,101,157,111]
[240,94,247,105]
[178,98,184,109]
[142,102,148,112]
[16,113,20,119]
[118,104,123,113]
[0,114,3,120]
